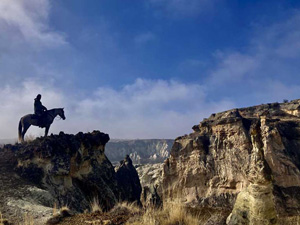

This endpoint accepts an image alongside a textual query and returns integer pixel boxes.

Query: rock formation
[0,131,142,224]
[115,155,142,205]
[162,100,300,224]
[12,131,118,213]
[106,139,173,164]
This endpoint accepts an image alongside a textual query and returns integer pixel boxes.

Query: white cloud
[71,79,234,138]
[208,53,259,85]
[0,79,235,139]
[203,11,300,104]
[0,0,66,48]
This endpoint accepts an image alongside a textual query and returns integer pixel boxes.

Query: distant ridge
[0,138,17,145]
[106,139,174,164]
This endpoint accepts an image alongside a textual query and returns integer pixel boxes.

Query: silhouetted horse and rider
[18,94,66,142]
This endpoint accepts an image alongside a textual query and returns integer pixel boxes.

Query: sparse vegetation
[127,202,200,225]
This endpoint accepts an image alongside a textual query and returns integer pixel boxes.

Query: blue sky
[1,0,300,139]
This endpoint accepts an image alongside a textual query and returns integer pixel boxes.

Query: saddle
[33,112,47,127]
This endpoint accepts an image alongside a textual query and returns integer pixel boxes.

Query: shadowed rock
[115,155,142,205]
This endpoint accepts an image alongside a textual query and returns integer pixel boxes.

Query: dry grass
[22,213,34,225]
[115,201,141,214]
[0,212,4,225]
[127,202,200,225]
[90,197,102,213]
[53,202,58,216]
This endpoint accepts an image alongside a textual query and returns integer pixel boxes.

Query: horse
[18,108,66,143]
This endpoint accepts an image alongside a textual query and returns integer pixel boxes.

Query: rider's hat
[35,94,42,100]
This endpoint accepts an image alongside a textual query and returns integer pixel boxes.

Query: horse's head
[58,108,66,120]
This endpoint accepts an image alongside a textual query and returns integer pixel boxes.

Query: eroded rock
[0,131,125,224]
[162,100,300,224]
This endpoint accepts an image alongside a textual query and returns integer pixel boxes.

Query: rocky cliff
[106,139,173,164]
[162,99,300,224]
[0,131,141,224]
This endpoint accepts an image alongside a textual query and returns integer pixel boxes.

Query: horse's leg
[45,125,50,137]
[18,119,23,143]
[22,123,31,142]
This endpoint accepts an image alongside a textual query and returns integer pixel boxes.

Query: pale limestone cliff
[106,139,173,164]
[162,100,300,224]
[136,163,164,207]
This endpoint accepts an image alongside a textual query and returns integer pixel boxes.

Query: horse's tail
[18,119,22,142]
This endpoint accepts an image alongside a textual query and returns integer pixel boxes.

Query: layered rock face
[162,100,300,224]
[11,131,118,212]
[106,139,173,164]
[0,131,142,223]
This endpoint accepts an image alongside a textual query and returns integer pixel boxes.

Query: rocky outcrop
[10,131,119,213]
[106,139,173,164]
[162,100,300,224]
[0,131,143,224]
[115,155,142,205]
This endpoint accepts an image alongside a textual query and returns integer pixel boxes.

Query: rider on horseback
[34,94,47,127]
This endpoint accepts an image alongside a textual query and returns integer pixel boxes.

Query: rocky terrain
[0,131,141,224]
[2,100,300,224]
[106,139,173,164]
[162,99,300,224]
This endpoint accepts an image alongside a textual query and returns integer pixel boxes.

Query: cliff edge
[0,131,141,224]
[162,99,300,225]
